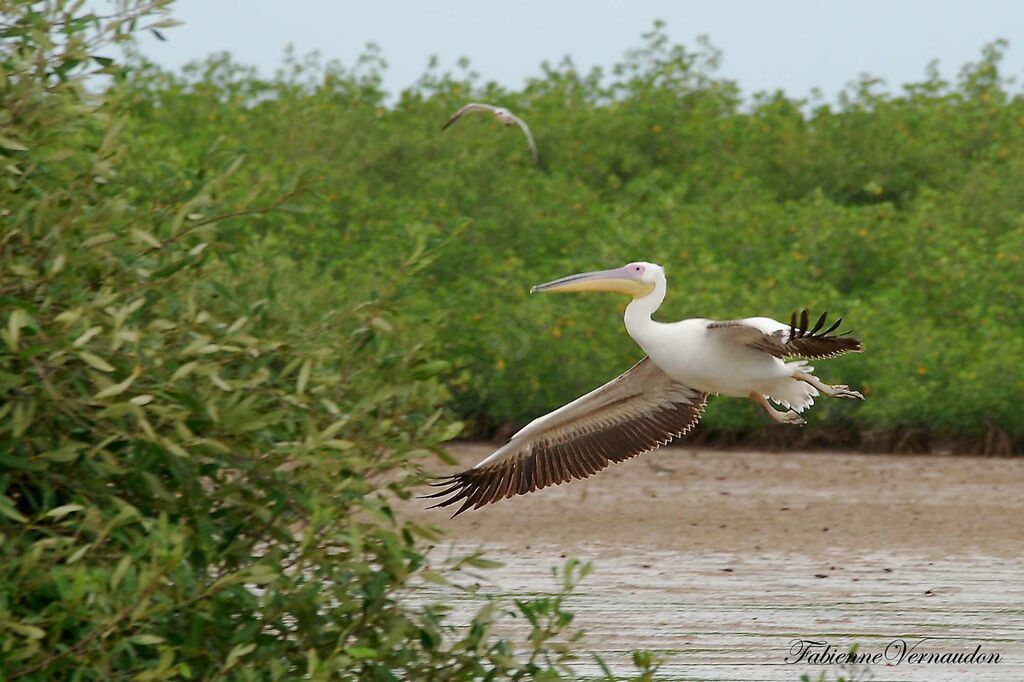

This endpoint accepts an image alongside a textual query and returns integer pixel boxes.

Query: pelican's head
[531,261,663,299]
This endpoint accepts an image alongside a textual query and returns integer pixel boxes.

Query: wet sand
[402,445,1024,681]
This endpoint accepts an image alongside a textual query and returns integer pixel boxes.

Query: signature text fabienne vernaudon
[786,637,1002,667]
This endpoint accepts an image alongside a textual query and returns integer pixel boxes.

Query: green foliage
[3,0,1022,676]
[0,1,595,678]
[115,23,1023,447]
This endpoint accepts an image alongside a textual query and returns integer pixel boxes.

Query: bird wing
[508,112,539,164]
[707,310,863,360]
[441,102,498,131]
[424,357,707,516]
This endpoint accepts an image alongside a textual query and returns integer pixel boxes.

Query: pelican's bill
[531,266,654,297]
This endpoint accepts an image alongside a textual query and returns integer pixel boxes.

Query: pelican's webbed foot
[750,392,806,426]
[795,372,865,400]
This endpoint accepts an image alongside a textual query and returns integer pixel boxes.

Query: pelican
[442,102,538,164]
[427,261,864,516]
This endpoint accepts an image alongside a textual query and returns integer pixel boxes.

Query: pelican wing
[425,357,707,516]
[708,310,863,360]
[441,102,498,131]
[508,112,539,164]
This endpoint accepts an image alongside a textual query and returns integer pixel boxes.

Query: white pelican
[442,102,538,164]
[427,261,864,516]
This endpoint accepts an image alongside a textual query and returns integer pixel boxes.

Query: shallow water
[403,446,1024,680]
[412,544,1021,680]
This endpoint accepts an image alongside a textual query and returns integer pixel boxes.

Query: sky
[135,0,1024,101]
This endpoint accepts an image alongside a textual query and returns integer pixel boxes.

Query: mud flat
[400,445,1024,681]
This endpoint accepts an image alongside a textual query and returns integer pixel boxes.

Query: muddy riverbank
[401,445,1024,681]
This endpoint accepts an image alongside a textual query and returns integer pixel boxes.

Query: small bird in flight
[442,102,539,164]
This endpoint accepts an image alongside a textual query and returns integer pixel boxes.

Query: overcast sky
[136,0,1024,100]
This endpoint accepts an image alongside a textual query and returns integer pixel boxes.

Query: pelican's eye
[633,265,643,273]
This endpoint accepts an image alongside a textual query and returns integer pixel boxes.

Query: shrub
[114,27,1023,449]
[0,1,589,678]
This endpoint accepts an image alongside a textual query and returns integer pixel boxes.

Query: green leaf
[369,316,392,333]
[224,643,256,670]
[54,307,84,326]
[49,253,66,275]
[11,399,36,438]
[131,228,161,249]
[78,351,114,372]
[319,419,347,439]
[463,556,504,570]
[7,623,45,640]
[345,647,378,660]
[6,308,28,351]
[0,137,28,151]
[225,638,258,667]
[296,359,311,394]
[40,442,84,462]
[418,570,448,586]
[81,233,117,248]
[131,634,165,646]
[0,495,28,523]
[111,555,132,590]
[246,565,278,584]
[149,17,184,29]
[45,501,84,518]
[55,57,83,76]
[73,326,103,347]
[171,361,198,381]
[150,257,192,278]
[67,543,91,564]
[439,421,463,442]
[94,367,140,399]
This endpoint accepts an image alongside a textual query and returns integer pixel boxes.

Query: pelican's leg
[794,372,864,400]
[749,392,806,425]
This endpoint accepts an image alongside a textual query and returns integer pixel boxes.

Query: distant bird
[426,261,864,516]
[442,102,539,164]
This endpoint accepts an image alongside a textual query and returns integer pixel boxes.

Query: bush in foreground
[0,1,596,678]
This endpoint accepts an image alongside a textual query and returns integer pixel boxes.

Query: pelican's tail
[765,361,819,413]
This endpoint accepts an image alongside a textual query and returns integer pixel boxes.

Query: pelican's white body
[624,266,819,411]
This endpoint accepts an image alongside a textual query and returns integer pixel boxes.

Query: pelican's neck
[624,274,667,348]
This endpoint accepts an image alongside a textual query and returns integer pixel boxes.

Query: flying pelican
[442,102,539,164]
[427,261,864,516]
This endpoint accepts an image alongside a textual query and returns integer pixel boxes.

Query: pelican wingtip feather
[425,362,708,516]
